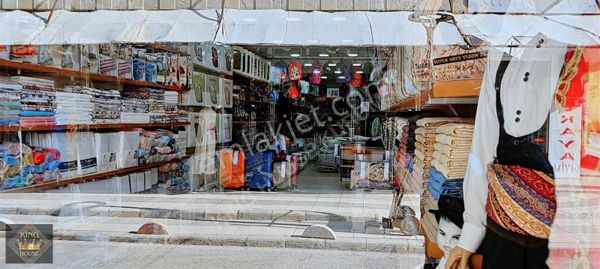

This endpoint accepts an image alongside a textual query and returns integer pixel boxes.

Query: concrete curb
[52,231,425,254]
[1,205,381,223]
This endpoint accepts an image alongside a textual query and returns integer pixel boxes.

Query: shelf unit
[0,122,190,133]
[233,71,272,86]
[1,156,191,193]
[0,59,188,91]
[383,79,481,112]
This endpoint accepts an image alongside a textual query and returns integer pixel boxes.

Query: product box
[80,44,100,74]
[186,112,202,148]
[220,78,233,108]
[116,44,133,79]
[204,74,221,107]
[220,46,234,75]
[201,42,220,72]
[62,45,80,70]
[117,131,140,169]
[167,55,180,86]
[132,48,146,81]
[219,113,233,143]
[0,45,9,60]
[99,44,117,76]
[179,56,189,88]
[10,45,38,63]
[181,71,206,106]
[77,132,98,175]
[95,132,119,172]
[150,52,168,84]
[37,45,63,67]
[190,43,204,67]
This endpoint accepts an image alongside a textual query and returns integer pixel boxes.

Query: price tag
[281,162,287,178]
[334,144,339,157]
[358,154,364,161]
[233,151,239,165]
[360,162,366,179]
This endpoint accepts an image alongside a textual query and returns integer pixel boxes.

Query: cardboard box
[117,131,140,169]
[220,45,234,75]
[95,132,119,172]
[167,55,180,86]
[178,56,189,88]
[0,45,9,60]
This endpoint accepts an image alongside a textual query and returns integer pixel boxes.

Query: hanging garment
[459,34,565,268]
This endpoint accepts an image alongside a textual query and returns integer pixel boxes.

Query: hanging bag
[485,53,556,240]
[309,61,324,85]
[288,60,303,81]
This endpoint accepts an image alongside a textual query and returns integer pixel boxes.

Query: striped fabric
[486,164,556,239]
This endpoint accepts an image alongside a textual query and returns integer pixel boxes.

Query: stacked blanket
[0,142,61,190]
[0,78,22,126]
[14,76,56,127]
[62,86,121,123]
[136,129,179,165]
[427,122,474,200]
[123,88,166,124]
[54,91,93,125]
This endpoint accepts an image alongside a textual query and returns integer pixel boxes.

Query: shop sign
[549,106,582,179]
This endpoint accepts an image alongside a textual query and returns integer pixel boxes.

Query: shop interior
[1,8,598,269]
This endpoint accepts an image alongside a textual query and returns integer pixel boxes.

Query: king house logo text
[6,224,53,264]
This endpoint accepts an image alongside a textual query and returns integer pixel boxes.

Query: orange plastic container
[220,149,245,189]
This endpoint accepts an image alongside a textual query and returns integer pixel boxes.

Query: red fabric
[32,152,46,165]
[350,72,363,87]
[289,83,300,99]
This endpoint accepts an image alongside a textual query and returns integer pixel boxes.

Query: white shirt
[458,35,566,252]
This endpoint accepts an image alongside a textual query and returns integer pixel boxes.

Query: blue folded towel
[20,111,55,117]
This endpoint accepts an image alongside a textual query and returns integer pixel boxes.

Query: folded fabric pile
[0,142,61,190]
[14,76,56,127]
[319,137,348,173]
[351,161,392,190]
[0,78,22,126]
[123,88,166,124]
[431,123,474,179]
[121,98,149,123]
[61,86,122,123]
[136,129,179,164]
[54,91,93,125]
[411,118,463,189]
[163,91,180,123]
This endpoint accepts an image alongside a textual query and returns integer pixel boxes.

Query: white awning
[0,9,598,47]
[0,11,45,45]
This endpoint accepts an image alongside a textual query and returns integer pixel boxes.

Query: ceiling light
[290,53,300,57]
[328,63,337,67]
[304,63,313,67]
[332,16,347,21]
[339,76,346,79]
[306,40,319,43]
[319,53,329,57]
[286,17,301,22]
[348,53,358,57]
[321,76,328,79]
[334,70,342,74]
[356,71,364,74]
[342,39,354,43]
[352,63,362,67]
[243,18,256,22]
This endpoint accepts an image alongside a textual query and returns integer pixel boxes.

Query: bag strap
[494,53,512,137]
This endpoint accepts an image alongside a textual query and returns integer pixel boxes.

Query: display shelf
[141,44,190,56]
[384,79,481,112]
[0,122,190,133]
[233,71,272,85]
[0,59,188,91]
[1,156,191,193]
[192,63,233,79]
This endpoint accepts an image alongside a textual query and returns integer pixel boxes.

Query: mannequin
[437,217,466,269]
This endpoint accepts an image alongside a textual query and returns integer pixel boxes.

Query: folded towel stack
[14,76,56,127]
[0,142,61,190]
[135,128,179,164]
[0,78,22,126]
[54,91,93,125]
[427,122,474,199]
[412,118,471,191]
[62,86,122,123]
[121,95,149,123]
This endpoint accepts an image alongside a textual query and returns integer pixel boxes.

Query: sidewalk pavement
[0,191,423,222]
